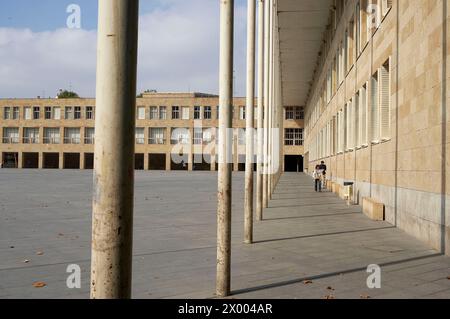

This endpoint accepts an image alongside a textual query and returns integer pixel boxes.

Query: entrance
[43,153,59,169]
[2,152,18,168]
[284,155,303,172]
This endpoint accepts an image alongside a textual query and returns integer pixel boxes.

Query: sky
[0,0,249,98]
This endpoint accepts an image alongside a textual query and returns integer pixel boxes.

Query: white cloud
[0,0,247,99]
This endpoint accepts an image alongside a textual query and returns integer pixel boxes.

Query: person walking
[313,165,322,192]
[319,161,327,189]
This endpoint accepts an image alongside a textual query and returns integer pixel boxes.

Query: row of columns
[216,0,282,297]
[88,0,282,299]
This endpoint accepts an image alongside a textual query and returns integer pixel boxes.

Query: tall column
[90,0,139,299]
[256,0,265,221]
[262,0,270,209]
[216,0,234,298]
[244,0,256,244]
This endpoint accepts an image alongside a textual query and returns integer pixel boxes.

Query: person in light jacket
[312,165,322,192]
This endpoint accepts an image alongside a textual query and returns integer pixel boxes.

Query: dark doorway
[64,153,80,169]
[2,152,18,168]
[284,155,303,172]
[238,155,245,172]
[193,154,211,171]
[84,153,94,169]
[135,153,144,170]
[149,153,166,170]
[23,153,39,169]
[171,153,189,171]
[43,153,59,169]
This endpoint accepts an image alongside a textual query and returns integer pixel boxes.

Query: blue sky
[0,0,249,98]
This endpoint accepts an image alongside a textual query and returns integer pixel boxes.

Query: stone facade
[304,0,449,255]
[0,92,304,172]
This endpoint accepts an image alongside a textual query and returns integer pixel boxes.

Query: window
[295,107,304,120]
[348,19,355,70]
[85,128,95,144]
[382,0,393,17]
[149,128,166,144]
[203,128,213,144]
[347,99,354,150]
[285,107,294,120]
[53,107,61,120]
[172,106,180,119]
[65,107,73,120]
[45,107,52,119]
[44,128,60,144]
[370,71,379,143]
[238,128,246,145]
[23,127,40,144]
[359,84,368,145]
[86,106,94,120]
[193,128,203,145]
[194,106,201,119]
[64,128,80,144]
[24,107,32,120]
[239,106,245,120]
[159,106,167,120]
[149,106,158,119]
[204,106,212,120]
[74,106,81,119]
[355,92,360,147]
[137,106,146,120]
[135,127,145,144]
[13,107,19,119]
[181,106,190,120]
[3,107,11,119]
[360,0,369,51]
[2,127,19,144]
[380,59,391,140]
[33,106,40,119]
[171,128,190,144]
[284,128,304,146]
[216,106,219,119]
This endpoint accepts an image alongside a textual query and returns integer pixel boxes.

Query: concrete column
[90,0,139,299]
[80,152,85,170]
[256,0,264,221]
[166,152,171,171]
[38,152,43,169]
[268,0,274,199]
[59,152,64,169]
[18,152,23,169]
[144,153,149,171]
[216,0,234,298]
[262,0,270,209]
[244,0,256,244]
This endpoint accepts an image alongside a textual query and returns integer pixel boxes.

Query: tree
[57,89,79,99]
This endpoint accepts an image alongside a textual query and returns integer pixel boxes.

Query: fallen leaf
[36,251,44,256]
[23,259,30,263]
[327,286,335,291]
[303,280,313,285]
[324,294,335,299]
[32,282,46,288]
[360,294,371,299]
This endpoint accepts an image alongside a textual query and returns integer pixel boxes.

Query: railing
[64,137,81,144]
[135,137,145,145]
[171,138,190,145]
[43,137,60,144]
[23,137,40,144]
[84,137,95,144]
[2,137,19,144]
[148,138,166,145]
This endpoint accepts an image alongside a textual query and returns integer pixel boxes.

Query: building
[0,92,304,172]
[297,0,449,255]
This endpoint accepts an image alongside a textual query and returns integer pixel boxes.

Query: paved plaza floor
[0,170,449,299]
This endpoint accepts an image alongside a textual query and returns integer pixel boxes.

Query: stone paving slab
[0,170,449,299]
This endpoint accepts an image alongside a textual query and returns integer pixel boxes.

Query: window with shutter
[370,72,379,143]
[380,59,391,140]
[355,92,360,147]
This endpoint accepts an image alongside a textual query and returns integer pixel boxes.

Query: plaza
[1,170,449,299]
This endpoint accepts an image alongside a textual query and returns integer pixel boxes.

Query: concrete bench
[362,197,385,221]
